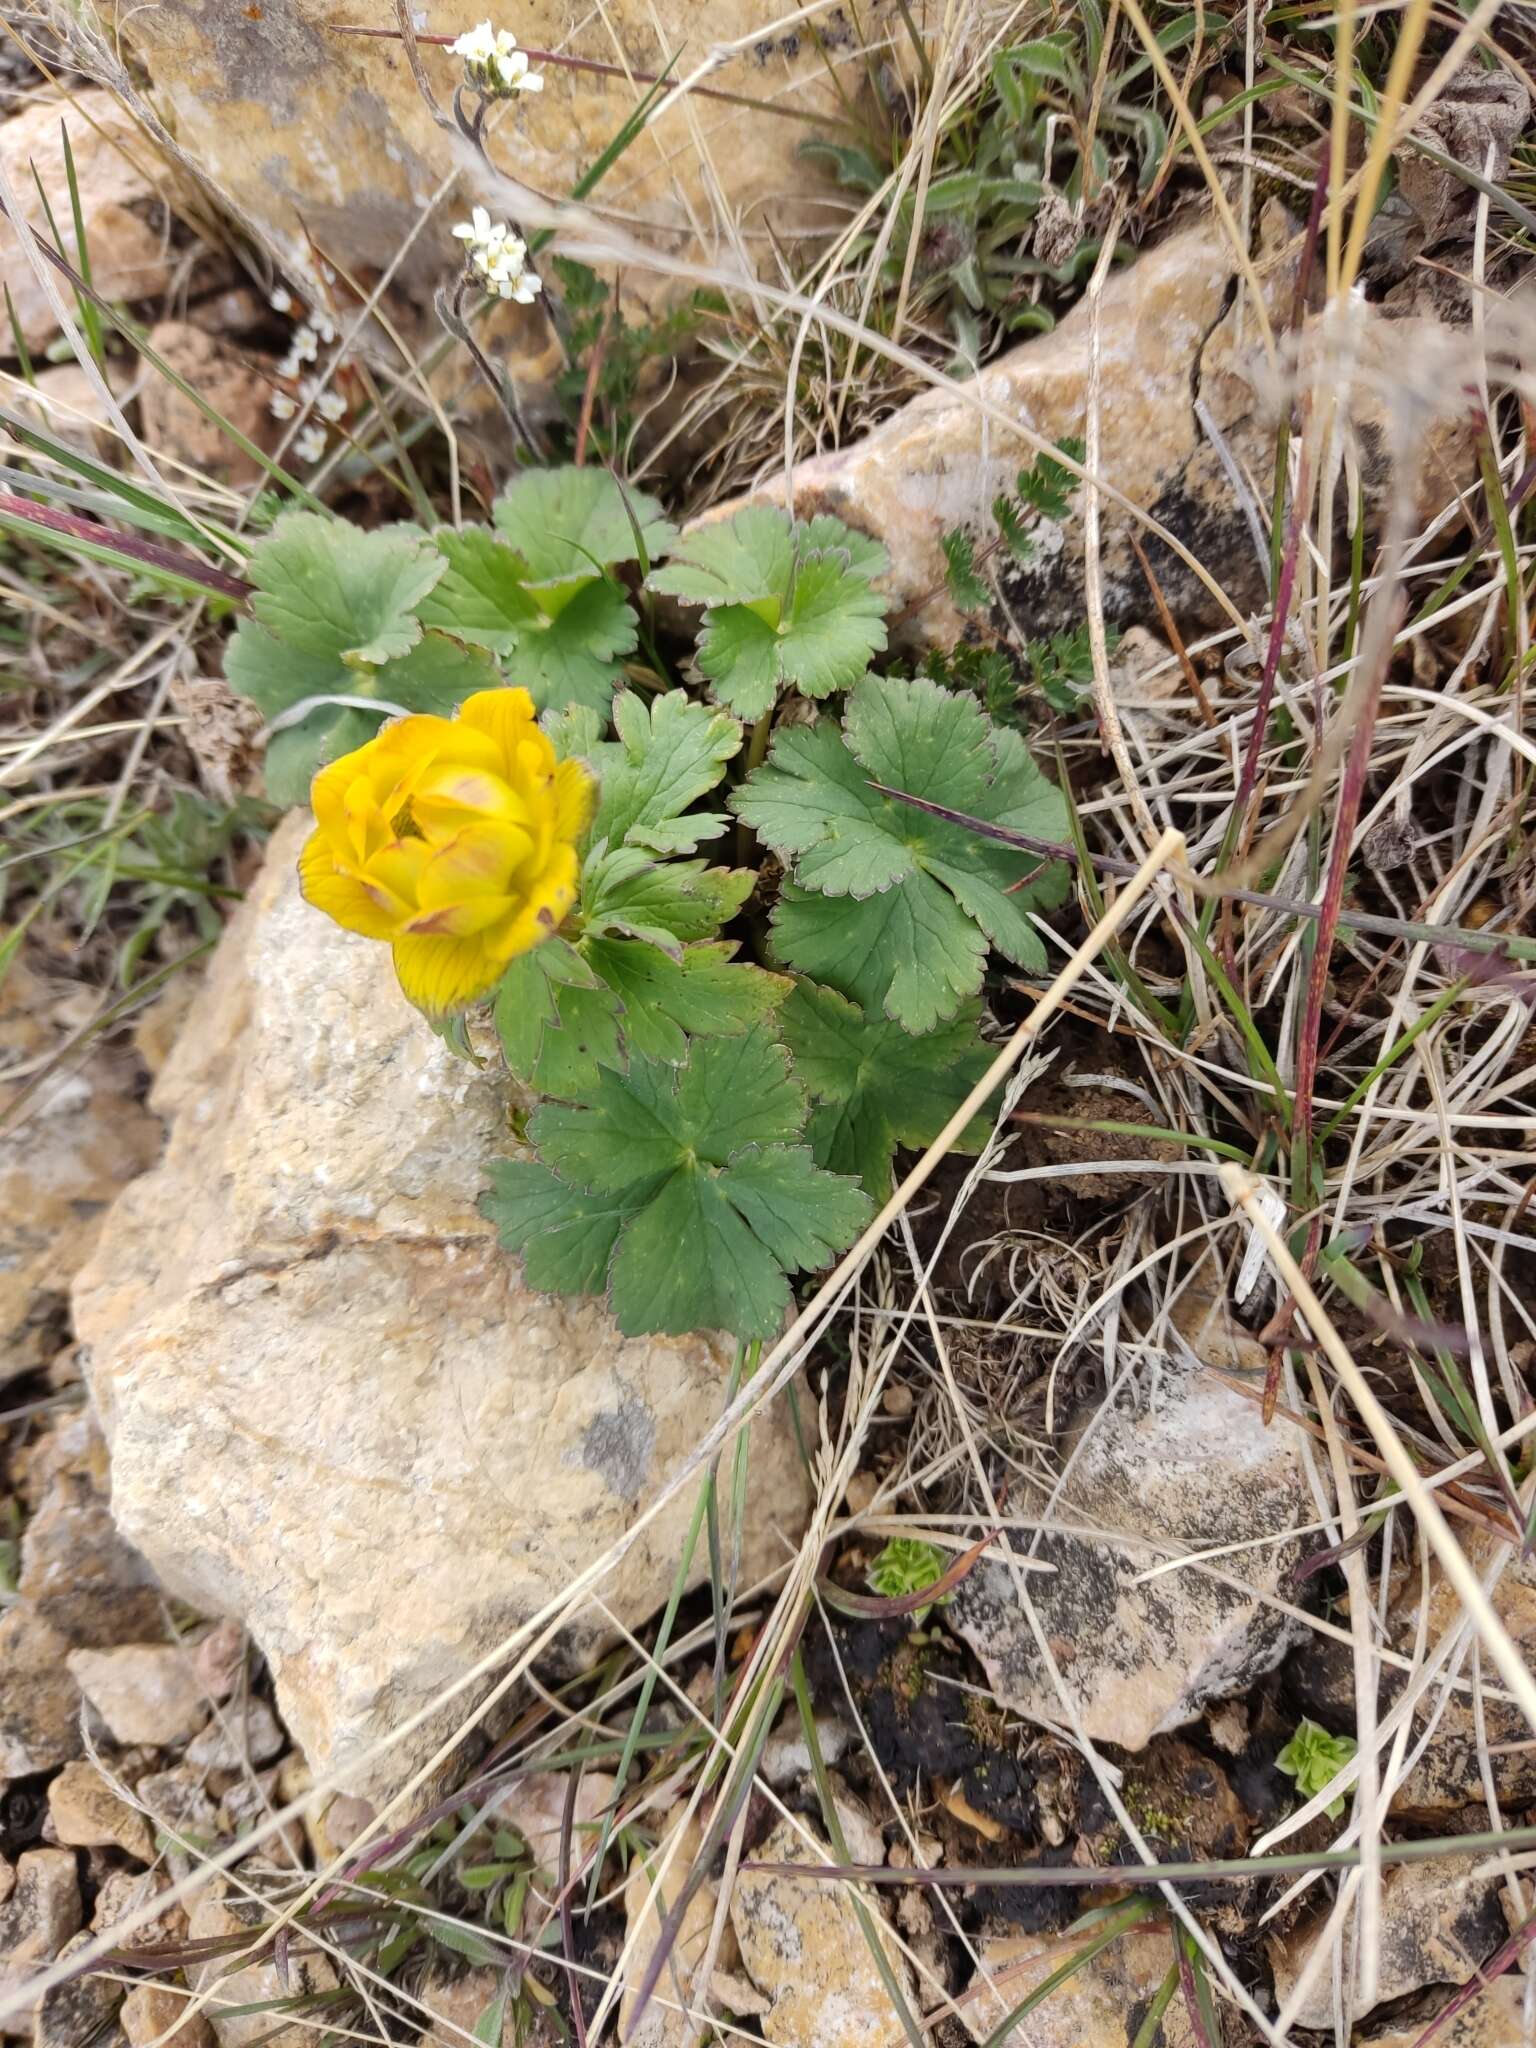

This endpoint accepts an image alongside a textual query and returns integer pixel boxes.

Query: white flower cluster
[267,283,348,466]
[451,206,544,305]
[450,21,544,96]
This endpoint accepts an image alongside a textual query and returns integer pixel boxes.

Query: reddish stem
[0,492,251,599]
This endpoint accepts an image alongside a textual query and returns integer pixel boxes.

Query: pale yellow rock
[959,1929,1198,2048]
[730,1819,913,2048]
[121,1982,216,2048]
[52,4,862,314]
[621,1805,718,2048]
[47,1758,155,1862]
[697,215,1479,654]
[73,815,812,1800]
[0,90,173,351]
[187,1892,338,2048]
[1359,1977,1535,2048]
[498,1769,618,1878]
[66,1642,209,1747]
[1269,1855,1505,2032]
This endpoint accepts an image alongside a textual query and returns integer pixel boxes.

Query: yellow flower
[298,688,595,1016]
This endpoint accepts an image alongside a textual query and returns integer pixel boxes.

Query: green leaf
[942,528,989,612]
[503,1027,871,1339]
[694,550,888,719]
[482,1158,649,1296]
[228,619,499,808]
[781,982,996,1201]
[493,465,675,584]
[1275,1719,1358,1821]
[417,527,639,716]
[734,674,1070,1031]
[584,690,744,855]
[245,512,443,666]
[648,508,888,717]
[497,934,787,1097]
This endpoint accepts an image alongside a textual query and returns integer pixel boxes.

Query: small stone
[122,1982,216,2048]
[34,1932,119,2048]
[731,1819,914,2048]
[274,1754,372,1869]
[0,1610,86,1778]
[0,1849,82,2006]
[495,1771,618,1876]
[843,1472,878,1516]
[0,1857,13,1907]
[138,321,273,485]
[960,1929,1198,2048]
[187,1893,338,2048]
[947,1364,1308,1751]
[66,1645,209,1748]
[91,1865,188,1949]
[417,1969,509,2048]
[0,92,172,352]
[136,1766,222,1854]
[190,1621,247,1704]
[881,1384,913,1419]
[185,1698,285,1769]
[1269,1854,1506,2030]
[48,1758,155,1861]
[621,1807,719,2048]
[219,1768,306,1870]
[761,1711,849,1788]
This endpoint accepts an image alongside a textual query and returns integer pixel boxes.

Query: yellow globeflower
[298,688,595,1017]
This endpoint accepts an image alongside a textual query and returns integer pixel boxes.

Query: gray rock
[947,1366,1308,1750]
[185,1699,286,1770]
[1360,1976,1536,2048]
[1268,1854,1506,2031]
[65,1645,208,1749]
[730,1820,913,2048]
[34,1933,119,2048]
[0,1849,82,2012]
[73,816,811,1799]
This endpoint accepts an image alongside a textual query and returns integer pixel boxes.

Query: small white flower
[314,314,338,345]
[453,20,544,97]
[294,423,328,465]
[452,205,495,244]
[317,388,347,423]
[290,323,319,364]
[269,285,293,314]
[269,390,297,420]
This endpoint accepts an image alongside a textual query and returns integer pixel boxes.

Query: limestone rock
[1269,1855,1506,2031]
[187,1892,337,2048]
[49,4,855,319]
[90,1866,188,1950]
[960,1929,1198,2048]
[1360,1977,1535,2048]
[73,815,812,1798]
[730,1819,913,2048]
[184,1698,286,1770]
[122,1983,216,2048]
[47,1759,155,1862]
[135,1766,221,1857]
[66,1644,209,1747]
[138,320,272,484]
[498,1770,618,1879]
[0,1859,13,1909]
[696,216,1478,652]
[0,961,162,1388]
[947,1366,1308,1750]
[0,1849,82,2010]
[0,89,173,352]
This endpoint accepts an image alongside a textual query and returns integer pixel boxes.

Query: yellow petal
[391,932,502,1016]
[298,830,409,939]
[411,764,531,835]
[363,836,433,909]
[457,687,538,766]
[554,756,596,842]
[488,843,581,962]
